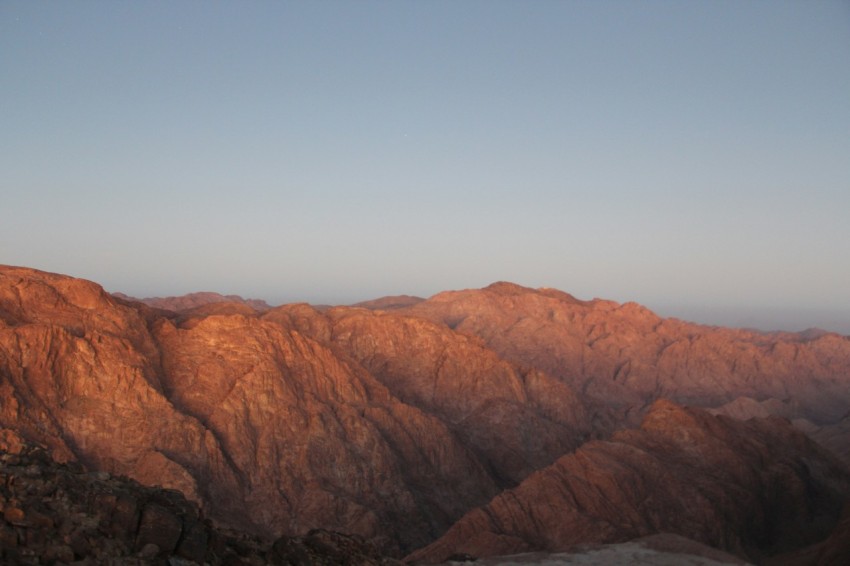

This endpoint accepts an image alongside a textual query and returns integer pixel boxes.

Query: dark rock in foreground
[0,432,397,565]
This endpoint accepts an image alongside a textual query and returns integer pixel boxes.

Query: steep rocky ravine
[263,304,595,487]
[407,401,850,564]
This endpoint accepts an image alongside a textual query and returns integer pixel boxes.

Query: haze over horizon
[3,1,849,334]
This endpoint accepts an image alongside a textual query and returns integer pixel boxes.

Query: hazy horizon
[3,2,848,335]
[96,274,848,336]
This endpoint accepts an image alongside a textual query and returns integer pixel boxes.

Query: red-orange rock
[264,305,592,486]
[406,401,850,564]
[400,282,850,435]
[3,267,850,560]
[0,267,519,553]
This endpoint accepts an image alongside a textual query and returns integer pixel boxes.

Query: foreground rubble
[0,432,398,565]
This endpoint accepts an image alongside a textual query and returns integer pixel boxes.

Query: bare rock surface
[399,282,850,432]
[407,401,850,564]
[153,307,499,552]
[2,267,567,554]
[3,267,850,562]
[265,305,593,487]
[0,436,398,565]
[1,267,502,554]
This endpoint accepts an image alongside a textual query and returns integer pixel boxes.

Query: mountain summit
[1,265,849,563]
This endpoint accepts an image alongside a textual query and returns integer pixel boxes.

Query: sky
[2,1,849,333]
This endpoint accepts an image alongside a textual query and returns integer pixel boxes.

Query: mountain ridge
[2,264,849,563]
[112,291,272,313]
[407,400,850,564]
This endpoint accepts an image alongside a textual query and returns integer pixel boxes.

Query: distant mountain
[396,281,850,437]
[113,291,272,313]
[2,265,849,563]
[352,294,426,310]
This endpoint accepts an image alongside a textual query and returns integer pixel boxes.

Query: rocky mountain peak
[2,266,849,563]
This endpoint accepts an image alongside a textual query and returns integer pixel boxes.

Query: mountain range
[1,265,849,564]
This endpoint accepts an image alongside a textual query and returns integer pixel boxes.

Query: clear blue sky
[2,1,849,333]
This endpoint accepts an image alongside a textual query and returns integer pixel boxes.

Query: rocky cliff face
[408,401,850,564]
[264,304,594,487]
[1,266,849,563]
[152,307,504,552]
[399,282,850,432]
[0,267,513,554]
[1,267,600,555]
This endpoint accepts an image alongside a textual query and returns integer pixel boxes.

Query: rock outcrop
[410,401,850,562]
[152,307,500,552]
[407,401,850,564]
[0,434,397,565]
[264,304,593,487]
[398,282,850,428]
[1,267,511,554]
[2,266,850,562]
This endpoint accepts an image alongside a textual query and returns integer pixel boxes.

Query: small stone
[0,430,25,455]
[45,544,76,563]
[175,520,208,563]
[28,508,54,529]
[135,503,182,554]
[69,528,93,557]
[109,494,140,537]
[58,516,75,535]
[3,506,26,526]
[23,464,42,477]
[138,542,160,559]
[27,525,50,546]
[0,524,17,547]
[93,492,118,517]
